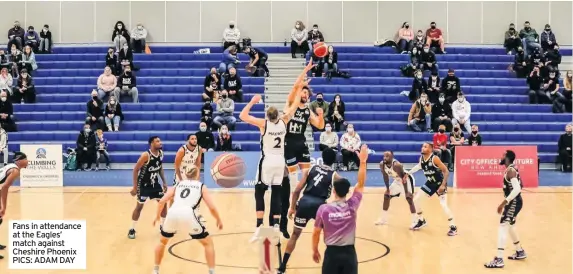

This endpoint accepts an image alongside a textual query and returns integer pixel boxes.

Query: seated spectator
[564,70,572,112]
[114,65,139,103]
[86,90,105,130]
[95,129,111,170]
[544,45,562,73]
[468,124,482,146]
[12,69,36,104]
[519,21,541,56]
[540,24,557,51]
[39,24,52,54]
[339,124,361,171]
[557,124,572,172]
[527,66,546,104]
[396,22,414,53]
[327,94,346,132]
[309,51,324,76]
[407,70,427,101]
[441,69,460,104]
[218,45,240,76]
[427,71,441,103]
[205,67,221,90]
[212,90,236,130]
[203,79,220,103]
[222,21,241,51]
[323,46,338,76]
[451,92,472,133]
[407,93,432,132]
[24,26,39,53]
[244,46,269,77]
[196,122,215,163]
[401,48,420,77]
[8,44,22,78]
[511,46,527,78]
[7,21,24,50]
[0,91,16,132]
[290,21,309,58]
[526,47,545,75]
[112,21,130,52]
[310,92,329,119]
[224,67,243,102]
[412,30,426,53]
[432,124,452,168]
[76,123,96,171]
[448,124,465,170]
[130,23,147,53]
[432,94,453,132]
[0,50,8,69]
[216,125,233,151]
[504,23,521,54]
[319,123,339,151]
[544,70,566,113]
[105,47,119,75]
[21,45,38,75]
[118,44,134,72]
[425,22,445,54]
[104,96,123,131]
[0,68,13,96]
[201,102,214,129]
[308,24,325,48]
[0,124,7,165]
[97,66,117,99]
[420,45,438,74]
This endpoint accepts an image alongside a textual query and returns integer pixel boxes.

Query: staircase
[263,55,315,150]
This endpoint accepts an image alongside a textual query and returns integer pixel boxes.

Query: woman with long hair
[290,20,310,58]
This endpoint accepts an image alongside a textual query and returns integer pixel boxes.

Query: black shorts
[294,196,325,228]
[284,138,310,167]
[322,245,358,274]
[420,181,447,197]
[500,198,523,225]
[137,181,164,204]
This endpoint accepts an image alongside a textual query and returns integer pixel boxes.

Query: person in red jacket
[432,124,451,166]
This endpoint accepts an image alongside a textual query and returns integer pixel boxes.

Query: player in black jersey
[0,152,28,260]
[485,150,527,268]
[277,148,341,274]
[408,142,457,236]
[128,136,167,239]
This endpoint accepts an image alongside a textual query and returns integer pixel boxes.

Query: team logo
[36,148,47,159]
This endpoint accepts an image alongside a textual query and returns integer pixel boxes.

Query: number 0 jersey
[139,150,163,184]
[303,165,336,200]
[173,180,204,209]
[261,119,287,158]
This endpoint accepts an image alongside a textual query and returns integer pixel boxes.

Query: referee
[312,144,368,274]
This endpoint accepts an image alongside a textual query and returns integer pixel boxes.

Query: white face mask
[424,49,429,53]
[200,126,207,132]
[421,97,427,102]
[347,128,354,133]
[137,25,143,30]
[43,28,48,32]
[117,25,122,29]
[109,101,116,105]
[439,98,445,104]
[458,98,464,102]
[0,97,6,102]
[295,24,300,28]
[221,129,228,134]
[325,126,332,132]
[313,28,318,32]
[335,98,340,103]
[123,45,129,50]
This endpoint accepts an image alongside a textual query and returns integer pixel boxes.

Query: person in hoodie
[200,101,214,129]
[216,125,233,152]
[112,21,130,52]
[451,92,472,133]
[290,21,309,58]
[402,47,421,77]
[557,123,572,172]
[39,24,52,53]
[76,123,96,171]
[85,90,105,130]
[105,47,119,75]
[195,121,215,163]
[420,45,438,74]
[407,93,432,133]
[441,69,461,104]
[432,93,452,132]
[339,124,361,171]
[212,90,236,130]
[544,44,562,73]
[223,21,241,51]
[396,22,414,53]
[427,71,441,104]
[527,66,546,104]
[97,66,118,99]
[114,65,139,103]
[512,46,527,78]
[0,123,7,165]
[95,129,111,171]
[104,95,124,131]
[130,23,148,53]
[0,91,16,132]
[407,70,428,102]
[118,44,134,72]
[307,24,325,47]
[8,44,22,78]
[519,21,540,56]
[223,67,243,102]
[23,26,39,53]
[244,46,269,77]
[540,24,557,52]
[504,23,521,54]
[13,69,36,104]
[7,21,24,51]
[218,45,240,76]
[526,47,545,76]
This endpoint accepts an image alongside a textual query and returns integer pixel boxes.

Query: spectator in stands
[219,45,240,76]
[327,94,346,132]
[308,24,325,47]
[95,129,110,171]
[104,96,123,132]
[205,67,221,90]
[504,23,521,54]
[401,48,420,77]
[420,45,438,74]
[519,21,540,56]
[39,24,52,54]
[407,93,432,132]
[448,124,465,170]
[310,92,329,119]
[425,22,445,54]
[244,46,269,77]
[412,30,426,53]
[441,69,460,104]
[527,47,545,76]
[196,122,215,163]
[291,21,309,58]
[223,21,241,51]
[309,51,324,76]
[97,66,117,99]
[105,48,119,75]
[540,24,557,51]
[224,67,243,102]
[76,123,96,171]
[432,124,451,167]
[527,66,545,104]
[130,23,147,53]
[452,92,472,133]
[12,69,35,104]
[407,70,427,102]
[468,124,482,146]
[118,44,134,72]
[557,123,572,172]
[339,124,361,171]
[86,90,105,130]
[216,125,233,151]
[201,102,214,129]
[319,123,339,151]
[7,21,24,50]
[112,21,130,52]
[0,68,13,96]
[323,46,338,76]
[544,70,566,113]
[396,22,414,53]
[544,44,562,73]
[24,26,39,53]
[564,71,572,112]
[212,90,236,130]
[512,46,527,78]
[114,65,139,103]
[427,71,441,104]
[21,46,38,75]
[432,94,453,132]
[203,74,220,103]
[0,50,8,69]
[0,91,16,132]
[8,44,22,78]
[0,124,7,165]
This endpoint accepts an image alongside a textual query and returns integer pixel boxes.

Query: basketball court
[0,185,570,274]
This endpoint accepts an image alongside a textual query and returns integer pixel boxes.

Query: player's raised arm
[201,186,223,230]
[354,145,369,193]
[0,168,20,217]
[432,155,449,194]
[239,94,265,130]
[286,60,314,107]
[174,147,185,182]
[281,89,304,124]
[131,152,149,196]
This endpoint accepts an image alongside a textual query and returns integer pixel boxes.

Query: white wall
[2,1,571,45]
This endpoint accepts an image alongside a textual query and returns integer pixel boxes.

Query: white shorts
[389,174,415,197]
[256,155,286,186]
[160,207,208,239]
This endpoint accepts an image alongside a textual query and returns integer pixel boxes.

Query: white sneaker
[249,226,261,243]
[374,218,388,226]
[409,222,418,230]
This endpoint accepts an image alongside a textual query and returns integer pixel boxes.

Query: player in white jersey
[0,152,28,260]
[173,134,202,185]
[152,166,222,274]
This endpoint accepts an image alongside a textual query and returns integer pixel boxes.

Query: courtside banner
[454,146,538,189]
[204,151,323,189]
[19,144,64,187]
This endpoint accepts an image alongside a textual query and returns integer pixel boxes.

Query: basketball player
[408,142,457,236]
[277,148,341,274]
[128,136,167,239]
[173,134,202,185]
[0,152,28,260]
[375,151,418,228]
[484,150,526,268]
[152,166,222,274]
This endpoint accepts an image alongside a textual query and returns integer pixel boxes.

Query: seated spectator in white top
[425,22,445,54]
[0,124,7,165]
[396,22,414,53]
[291,21,309,58]
[223,21,241,51]
[224,67,243,102]
[97,66,117,99]
[427,72,441,104]
[451,92,472,133]
[519,21,540,56]
[540,24,557,52]
[0,68,13,96]
[112,21,130,52]
[39,24,52,53]
[340,124,361,170]
[130,23,148,53]
[113,65,139,103]
[24,26,39,53]
[319,124,339,151]
[504,23,521,54]
[7,21,24,50]
[307,24,325,47]
[212,90,236,130]
[21,46,38,75]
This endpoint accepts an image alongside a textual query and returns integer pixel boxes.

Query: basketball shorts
[388,174,416,197]
[256,155,286,186]
[500,198,523,225]
[420,180,447,197]
[160,207,209,240]
[294,196,325,228]
[284,139,310,167]
[322,245,358,274]
[137,180,164,204]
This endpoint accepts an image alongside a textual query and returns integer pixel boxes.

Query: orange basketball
[210,153,247,188]
[313,42,328,58]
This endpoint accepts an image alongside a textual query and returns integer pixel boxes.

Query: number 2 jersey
[303,165,336,201]
[261,119,287,160]
[138,149,163,185]
[420,154,444,185]
[172,179,204,210]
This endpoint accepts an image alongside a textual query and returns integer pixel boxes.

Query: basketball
[313,42,328,58]
[210,153,247,188]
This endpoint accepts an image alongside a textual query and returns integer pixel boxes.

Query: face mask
[123,45,129,50]
[28,30,33,34]
[423,48,429,53]
[325,126,331,132]
[0,97,6,102]
[125,70,131,74]
[438,129,445,133]
[550,74,556,78]
[43,28,48,32]
[458,98,464,102]
[412,49,417,54]
[117,25,122,29]
[21,73,27,78]
[405,25,409,29]
[454,128,459,132]
[335,98,340,103]
[221,94,228,99]
[313,28,318,32]
[439,98,445,104]
[517,48,523,52]
[545,29,551,32]
[525,26,530,30]
[109,100,116,105]
[509,27,515,30]
[200,126,207,132]
[420,98,427,103]
[431,25,436,29]
[317,97,323,102]
[229,25,235,29]
[84,128,91,133]
[472,130,478,134]
[137,26,143,30]
[14,25,19,28]
[295,24,300,28]
[347,128,354,133]
[417,33,423,37]
[221,129,228,134]
[416,74,422,79]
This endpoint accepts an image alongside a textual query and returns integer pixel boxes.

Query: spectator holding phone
[95,129,111,171]
[407,93,432,132]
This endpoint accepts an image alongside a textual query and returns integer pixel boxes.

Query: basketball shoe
[484,257,504,268]
[447,225,458,236]
[128,229,136,239]
[412,218,427,230]
[508,249,527,260]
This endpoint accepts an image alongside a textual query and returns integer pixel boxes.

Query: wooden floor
[0,186,571,274]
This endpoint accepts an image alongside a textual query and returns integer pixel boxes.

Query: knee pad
[255,183,268,212]
[270,185,282,216]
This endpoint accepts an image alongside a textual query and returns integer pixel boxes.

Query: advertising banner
[19,144,64,187]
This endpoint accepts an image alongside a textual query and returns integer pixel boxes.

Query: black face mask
[431,25,436,29]
[317,98,323,102]
[472,130,478,134]
[28,30,33,34]
[525,26,531,30]
[92,96,98,100]
[125,71,131,75]
[509,27,515,30]
[438,129,445,133]
[221,94,228,99]
[229,25,234,29]
[405,25,410,29]
[545,29,551,32]
[454,128,459,132]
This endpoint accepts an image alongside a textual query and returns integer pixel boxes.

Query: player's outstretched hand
[251,94,262,104]
[303,59,314,73]
[129,188,137,196]
[358,144,369,163]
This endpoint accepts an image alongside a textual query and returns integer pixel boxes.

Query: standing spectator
[451,92,472,133]
[563,71,572,112]
[407,93,432,132]
[468,125,482,146]
[290,21,309,58]
[540,24,557,51]
[86,90,105,130]
[196,122,215,163]
[130,23,147,53]
[39,24,52,53]
[427,72,441,104]
[12,69,36,104]
[0,68,13,96]
[112,21,130,52]
[544,70,566,113]
[200,102,214,129]
[224,67,243,102]
[512,46,527,78]
[504,23,521,54]
[0,124,7,165]
[114,66,139,103]
[519,21,540,56]
[118,44,134,72]
[76,123,96,171]
[407,70,427,102]
[105,48,119,76]
[24,27,39,53]
[544,45,562,73]
[95,129,111,171]
[21,46,38,75]
[222,21,241,51]
[527,66,546,104]
[97,66,118,100]
[0,91,16,132]
[212,90,236,130]
[557,124,572,172]
[420,45,438,74]
[327,94,345,132]
[216,125,233,151]
[396,22,414,53]
[323,46,338,76]
[339,124,361,170]
[425,22,445,54]
[412,30,426,53]
[432,124,452,167]
[432,94,453,132]
[244,46,269,77]
[104,96,123,132]
[219,45,240,76]
[449,124,465,170]
[7,21,24,50]
[319,124,339,151]
[307,24,325,47]
[441,69,461,104]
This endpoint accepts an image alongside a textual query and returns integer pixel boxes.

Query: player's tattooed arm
[282,89,303,124]
[0,169,19,217]
[380,162,390,190]
[504,168,522,203]
[131,152,149,196]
